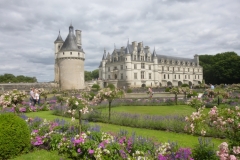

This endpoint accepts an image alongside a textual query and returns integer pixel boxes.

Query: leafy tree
[93,88,124,121]
[199,52,240,84]
[0,73,37,83]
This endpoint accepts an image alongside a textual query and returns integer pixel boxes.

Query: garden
[0,83,240,159]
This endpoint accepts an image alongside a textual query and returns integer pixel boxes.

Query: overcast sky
[0,0,239,82]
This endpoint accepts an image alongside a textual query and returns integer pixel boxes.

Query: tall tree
[199,52,240,84]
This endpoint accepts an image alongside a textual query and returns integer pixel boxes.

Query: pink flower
[229,155,237,160]
[89,149,94,154]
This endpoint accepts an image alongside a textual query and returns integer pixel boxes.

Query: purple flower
[89,149,94,154]
[77,148,81,153]
[158,154,167,160]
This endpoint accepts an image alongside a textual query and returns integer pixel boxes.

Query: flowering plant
[93,87,124,121]
[0,89,26,112]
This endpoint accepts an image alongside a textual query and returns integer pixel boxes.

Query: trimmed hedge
[0,113,31,159]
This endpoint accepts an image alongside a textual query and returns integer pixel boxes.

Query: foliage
[0,113,31,159]
[199,52,240,84]
[126,88,132,93]
[91,84,100,91]
[0,89,27,111]
[181,84,189,87]
[107,83,115,90]
[93,88,124,120]
[0,73,37,83]
[188,98,204,112]
[25,116,195,160]
[185,106,240,159]
[165,87,170,92]
[85,69,99,81]
[192,138,218,160]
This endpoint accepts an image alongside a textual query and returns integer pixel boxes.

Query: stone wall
[0,83,58,93]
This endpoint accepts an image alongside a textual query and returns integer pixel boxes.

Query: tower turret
[55,25,85,90]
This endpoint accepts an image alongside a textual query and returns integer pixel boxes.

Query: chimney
[75,30,82,47]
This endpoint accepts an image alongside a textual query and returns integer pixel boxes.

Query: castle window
[78,52,80,56]
[149,73,151,79]
[164,74,166,79]
[168,67,169,71]
[149,65,151,70]
[141,71,144,79]
[162,66,164,71]
[121,65,123,70]
[121,73,123,79]
[134,55,136,60]
[70,52,72,55]
[173,67,174,71]
[188,68,190,72]
[108,67,110,72]
[179,75,180,79]
[58,45,60,49]
[147,57,150,61]
[134,64,137,69]
[185,75,186,79]
[134,73,137,79]
[108,75,110,79]
[63,52,64,55]
[168,74,169,79]
[175,75,176,79]
[126,58,127,61]
[141,63,145,69]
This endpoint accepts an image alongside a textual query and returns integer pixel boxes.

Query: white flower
[75,101,79,105]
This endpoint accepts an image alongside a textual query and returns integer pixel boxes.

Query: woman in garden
[33,89,39,106]
[148,87,153,99]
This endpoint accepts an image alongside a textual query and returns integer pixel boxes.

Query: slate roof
[54,31,64,43]
[156,54,195,62]
[59,25,81,52]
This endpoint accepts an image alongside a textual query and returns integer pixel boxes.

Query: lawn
[99,105,196,116]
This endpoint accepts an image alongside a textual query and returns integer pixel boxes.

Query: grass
[100,105,196,116]
[12,150,69,160]
[24,111,225,148]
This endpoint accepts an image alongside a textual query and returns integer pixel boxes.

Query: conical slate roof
[59,25,81,52]
[153,47,157,57]
[54,31,64,43]
[102,48,107,60]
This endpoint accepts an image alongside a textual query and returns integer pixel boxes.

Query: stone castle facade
[99,41,203,88]
[54,25,85,90]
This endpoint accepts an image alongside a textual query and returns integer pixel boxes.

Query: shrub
[0,113,31,159]
[126,88,132,93]
[107,83,115,90]
[165,87,170,92]
[91,84,100,91]
[192,138,218,160]
[187,90,198,98]
[181,84,189,87]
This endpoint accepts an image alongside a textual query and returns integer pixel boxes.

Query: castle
[99,41,203,88]
[54,25,85,90]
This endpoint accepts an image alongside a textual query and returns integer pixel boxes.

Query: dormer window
[70,52,72,55]
[63,52,64,55]
[78,52,80,56]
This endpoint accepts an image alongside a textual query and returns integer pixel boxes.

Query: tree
[169,87,183,105]
[91,69,99,79]
[93,87,124,121]
[199,52,240,84]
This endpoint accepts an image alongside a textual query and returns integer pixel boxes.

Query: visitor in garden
[148,87,153,99]
[29,88,35,105]
[34,89,40,106]
[37,89,41,104]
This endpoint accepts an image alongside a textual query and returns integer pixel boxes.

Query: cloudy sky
[0,0,239,82]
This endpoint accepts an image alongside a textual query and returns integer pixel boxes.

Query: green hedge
[0,113,31,159]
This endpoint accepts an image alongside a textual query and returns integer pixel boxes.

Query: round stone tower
[54,25,85,90]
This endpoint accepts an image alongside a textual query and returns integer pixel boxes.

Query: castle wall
[58,58,84,90]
